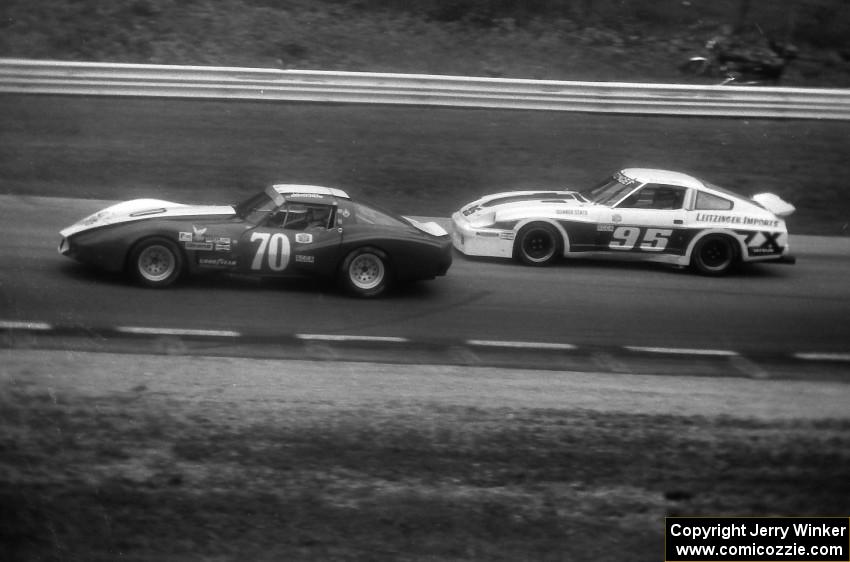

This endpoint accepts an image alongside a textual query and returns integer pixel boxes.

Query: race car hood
[458,190,585,227]
[60,199,236,237]
[403,217,449,237]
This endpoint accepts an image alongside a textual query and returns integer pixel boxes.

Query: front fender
[514,218,571,254]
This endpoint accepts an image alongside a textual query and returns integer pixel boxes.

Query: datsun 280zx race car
[452,168,795,275]
[59,184,452,297]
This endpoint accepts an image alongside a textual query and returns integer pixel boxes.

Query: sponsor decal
[340,208,351,218]
[556,209,588,216]
[475,231,500,237]
[192,225,208,242]
[612,214,623,223]
[499,231,515,240]
[741,231,783,255]
[614,171,638,186]
[199,257,237,268]
[295,233,313,244]
[185,227,231,250]
[696,213,780,228]
[290,193,324,199]
[597,224,615,232]
[81,211,110,226]
[213,236,231,252]
[295,254,315,263]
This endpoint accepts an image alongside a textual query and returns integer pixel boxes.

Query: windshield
[234,190,279,223]
[337,200,409,228]
[579,173,642,207]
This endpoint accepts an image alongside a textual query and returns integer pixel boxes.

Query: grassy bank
[1,0,849,86]
[2,351,849,561]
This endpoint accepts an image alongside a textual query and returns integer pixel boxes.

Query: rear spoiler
[752,193,795,217]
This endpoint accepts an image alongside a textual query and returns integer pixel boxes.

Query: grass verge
[2,352,848,561]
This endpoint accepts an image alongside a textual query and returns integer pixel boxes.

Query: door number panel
[608,227,673,252]
[251,232,291,271]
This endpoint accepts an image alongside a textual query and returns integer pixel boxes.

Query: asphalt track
[1,94,848,378]
[2,195,849,379]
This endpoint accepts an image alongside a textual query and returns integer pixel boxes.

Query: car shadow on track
[58,262,446,299]
[453,253,793,279]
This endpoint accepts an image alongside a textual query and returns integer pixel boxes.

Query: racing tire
[129,237,184,288]
[515,223,562,266]
[339,247,391,298]
[691,235,738,276]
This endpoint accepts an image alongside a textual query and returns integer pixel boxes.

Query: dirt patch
[2,350,848,561]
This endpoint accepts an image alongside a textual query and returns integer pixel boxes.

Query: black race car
[59,184,452,297]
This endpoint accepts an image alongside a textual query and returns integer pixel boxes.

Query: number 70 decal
[608,227,673,252]
[251,232,291,271]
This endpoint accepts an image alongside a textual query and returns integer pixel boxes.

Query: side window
[695,191,734,211]
[617,185,686,210]
[267,204,333,230]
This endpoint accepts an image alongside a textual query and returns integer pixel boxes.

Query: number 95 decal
[608,227,673,252]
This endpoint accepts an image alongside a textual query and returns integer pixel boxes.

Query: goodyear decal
[199,257,236,268]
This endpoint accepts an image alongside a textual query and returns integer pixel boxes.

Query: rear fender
[684,229,746,264]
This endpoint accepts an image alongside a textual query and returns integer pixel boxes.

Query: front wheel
[339,248,391,297]
[691,235,738,276]
[129,237,183,288]
[515,223,562,266]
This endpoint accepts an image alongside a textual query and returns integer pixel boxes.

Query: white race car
[452,168,796,275]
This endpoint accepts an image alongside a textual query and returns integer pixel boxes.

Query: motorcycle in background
[679,34,798,85]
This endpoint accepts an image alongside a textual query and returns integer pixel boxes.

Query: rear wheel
[515,223,561,266]
[691,235,737,276]
[129,237,183,288]
[340,248,390,297]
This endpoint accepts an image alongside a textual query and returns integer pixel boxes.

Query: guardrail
[2,58,849,120]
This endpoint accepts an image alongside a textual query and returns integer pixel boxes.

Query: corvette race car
[59,184,452,297]
[452,168,795,275]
